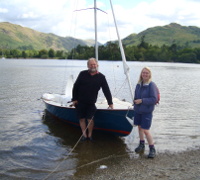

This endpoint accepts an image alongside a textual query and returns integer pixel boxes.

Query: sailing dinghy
[42,0,134,136]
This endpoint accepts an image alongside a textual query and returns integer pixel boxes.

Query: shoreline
[73,148,200,180]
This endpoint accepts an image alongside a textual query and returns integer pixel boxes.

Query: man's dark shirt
[72,70,113,105]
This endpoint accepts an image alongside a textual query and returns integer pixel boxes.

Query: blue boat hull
[44,101,134,136]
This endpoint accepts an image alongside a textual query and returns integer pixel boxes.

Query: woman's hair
[138,66,152,84]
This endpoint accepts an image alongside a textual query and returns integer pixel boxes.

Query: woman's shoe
[135,143,145,153]
[148,147,156,158]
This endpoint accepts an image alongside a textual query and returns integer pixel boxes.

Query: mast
[75,1,106,61]
[94,0,98,61]
[109,0,134,101]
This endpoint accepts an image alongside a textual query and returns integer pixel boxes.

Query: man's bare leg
[87,119,94,139]
[79,118,87,138]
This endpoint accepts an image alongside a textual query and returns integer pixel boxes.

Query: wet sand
[73,148,200,180]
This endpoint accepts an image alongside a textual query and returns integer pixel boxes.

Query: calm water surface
[0,59,200,179]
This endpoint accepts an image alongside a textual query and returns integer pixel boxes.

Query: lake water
[0,59,200,179]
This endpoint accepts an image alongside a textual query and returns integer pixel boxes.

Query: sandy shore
[73,148,200,180]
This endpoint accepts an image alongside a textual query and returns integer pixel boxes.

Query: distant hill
[0,22,95,51]
[1,22,200,51]
[122,23,200,48]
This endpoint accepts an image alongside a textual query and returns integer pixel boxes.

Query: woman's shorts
[76,102,97,120]
[134,112,153,130]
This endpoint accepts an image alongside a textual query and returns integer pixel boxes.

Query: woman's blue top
[134,81,158,114]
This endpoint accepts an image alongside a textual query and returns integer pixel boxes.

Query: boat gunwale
[42,99,134,111]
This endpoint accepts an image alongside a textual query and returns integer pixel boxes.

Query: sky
[0,0,200,43]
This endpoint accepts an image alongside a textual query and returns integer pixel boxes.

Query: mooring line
[76,151,135,170]
[40,100,133,179]
[42,120,93,180]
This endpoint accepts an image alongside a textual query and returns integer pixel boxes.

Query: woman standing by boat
[133,67,158,158]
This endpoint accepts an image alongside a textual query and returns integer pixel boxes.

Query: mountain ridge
[0,22,95,51]
[123,23,200,48]
[1,22,200,51]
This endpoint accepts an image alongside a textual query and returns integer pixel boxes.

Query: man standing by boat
[72,58,113,141]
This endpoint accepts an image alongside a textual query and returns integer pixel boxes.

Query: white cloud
[114,0,200,39]
[0,8,8,13]
[0,0,200,43]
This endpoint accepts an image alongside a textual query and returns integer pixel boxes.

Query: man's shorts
[134,112,153,130]
[76,102,97,120]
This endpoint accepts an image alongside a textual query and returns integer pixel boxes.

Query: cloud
[114,0,200,39]
[0,0,200,43]
[0,7,8,13]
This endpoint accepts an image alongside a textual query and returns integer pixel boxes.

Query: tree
[138,35,149,49]
[10,49,21,58]
[22,51,28,58]
[194,48,200,61]
[39,49,48,59]
[48,48,55,58]
[56,50,65,59]
[178,52,197,63]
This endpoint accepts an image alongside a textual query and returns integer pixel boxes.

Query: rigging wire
[74,7,107,14]
[70,0,79,60]
[95,0,129,100]
[61,0,80,94]
[113,78,128,98]
[100,0,132,100]
[102,0,118,97]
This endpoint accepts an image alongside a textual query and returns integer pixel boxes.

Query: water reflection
[42,110,130,178]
